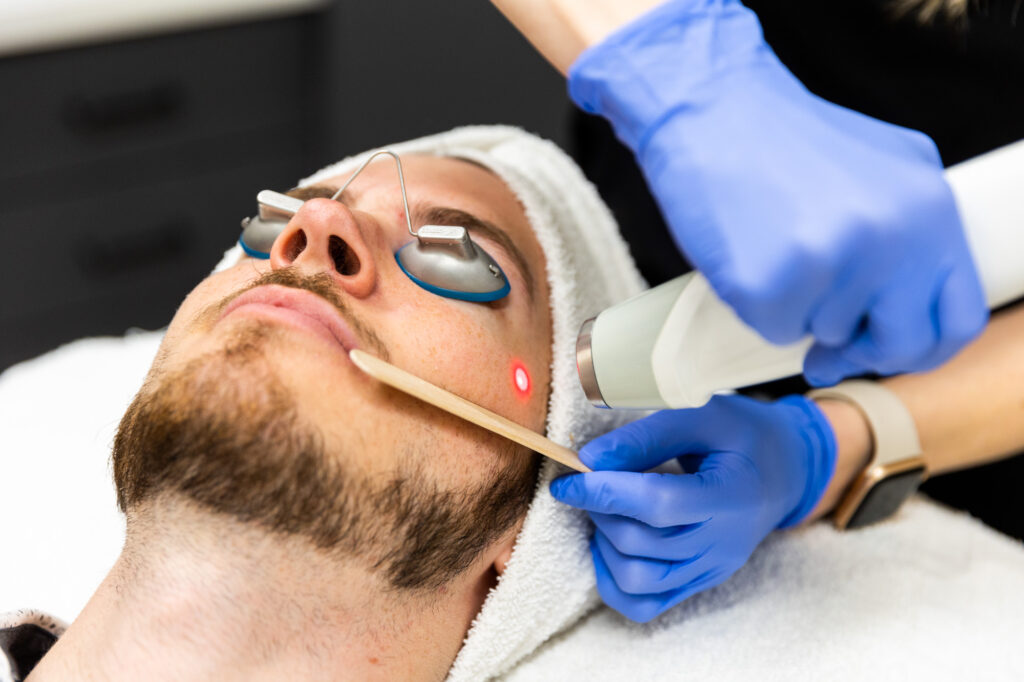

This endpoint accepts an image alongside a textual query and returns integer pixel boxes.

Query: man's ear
[488,518,526,578]
[492,529,520,576]
[493,543,514,576]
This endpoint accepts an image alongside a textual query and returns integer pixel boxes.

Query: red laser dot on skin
[510,361,531,399]
[515,367,529,392]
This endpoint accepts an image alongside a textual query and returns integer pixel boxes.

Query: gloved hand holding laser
[550,394,836,623]
[568,0,989,384]
[576,140,1024,409]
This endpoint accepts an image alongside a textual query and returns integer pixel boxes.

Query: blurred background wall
[0,0,569,370]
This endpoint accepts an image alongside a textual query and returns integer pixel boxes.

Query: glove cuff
[776,395,837,528]
[567,0,766,152]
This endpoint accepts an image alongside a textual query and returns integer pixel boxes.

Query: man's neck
[28,500,487,682]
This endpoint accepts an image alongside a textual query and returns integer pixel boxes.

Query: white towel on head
[297,125,649,680]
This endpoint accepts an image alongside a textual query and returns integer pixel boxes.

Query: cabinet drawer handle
[75,219,195,277]
[62,82,185,134]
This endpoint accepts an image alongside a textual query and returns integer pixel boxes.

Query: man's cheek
[379,307,537,411]
[464,349,538,417]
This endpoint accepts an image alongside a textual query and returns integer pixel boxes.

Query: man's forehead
[315,154,505,194]
[295,155,519,223]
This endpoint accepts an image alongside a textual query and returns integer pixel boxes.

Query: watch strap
[808,380,922,469]
[808,381,926,529]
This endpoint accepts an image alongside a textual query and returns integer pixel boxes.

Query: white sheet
[505,496,1024,681]
[0,332,163,620]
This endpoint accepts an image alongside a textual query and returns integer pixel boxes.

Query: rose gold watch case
[833,456,928,530]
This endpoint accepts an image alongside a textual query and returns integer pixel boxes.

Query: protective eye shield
[239,150,511,303]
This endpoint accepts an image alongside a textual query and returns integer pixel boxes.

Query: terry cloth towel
[0,331,165,621]
[215,125,649,679]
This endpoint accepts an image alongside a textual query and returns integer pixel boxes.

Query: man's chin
[112,314,540,593]
[112,323,324,523]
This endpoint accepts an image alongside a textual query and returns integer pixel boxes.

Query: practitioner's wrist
[801,399,872,524]
[567,0,765,152]
[489,0,665,75]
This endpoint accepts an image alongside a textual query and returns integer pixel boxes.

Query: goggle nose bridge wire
[330,149,417,238]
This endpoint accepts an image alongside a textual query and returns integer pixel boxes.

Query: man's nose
[269,198,377,298]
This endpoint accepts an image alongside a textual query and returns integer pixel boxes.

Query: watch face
[847,466,926,529]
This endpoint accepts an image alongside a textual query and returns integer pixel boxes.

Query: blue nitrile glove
[550,394,836,623]
[569,0,987,385]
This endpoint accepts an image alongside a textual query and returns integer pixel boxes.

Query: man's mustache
[219,267,390,361]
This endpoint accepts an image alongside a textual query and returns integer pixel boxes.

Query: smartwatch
[809,381,927,530]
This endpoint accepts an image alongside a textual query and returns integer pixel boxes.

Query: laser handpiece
[577,139,1024,409]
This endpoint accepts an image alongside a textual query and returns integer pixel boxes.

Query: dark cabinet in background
[0,14,325,370]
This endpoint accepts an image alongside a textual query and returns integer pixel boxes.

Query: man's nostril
[329,235,361,276]
[285,230,307,262]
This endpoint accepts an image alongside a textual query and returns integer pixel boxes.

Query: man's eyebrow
[286,184,356,204]
[285,186,536,299]
[413,204,536,299]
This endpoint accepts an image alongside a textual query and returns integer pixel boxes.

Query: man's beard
[112,306,538,591]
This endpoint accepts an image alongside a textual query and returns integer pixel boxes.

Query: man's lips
[219,285,360,352]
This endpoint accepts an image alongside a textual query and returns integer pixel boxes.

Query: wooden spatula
[349,349,590,473]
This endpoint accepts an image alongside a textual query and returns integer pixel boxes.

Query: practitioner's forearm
[806,302,1024,523]
[489,0,663,74]
[884,302,1024,474]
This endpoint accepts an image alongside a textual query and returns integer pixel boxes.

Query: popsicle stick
[350,349,590,473]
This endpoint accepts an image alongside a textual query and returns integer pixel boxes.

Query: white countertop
[0,0,329,58]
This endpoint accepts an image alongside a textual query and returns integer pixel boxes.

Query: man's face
[113,155,552,589]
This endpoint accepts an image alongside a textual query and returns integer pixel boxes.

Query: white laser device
[577,140,1024,409]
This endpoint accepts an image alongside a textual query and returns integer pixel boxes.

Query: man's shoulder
[0,610,65,682]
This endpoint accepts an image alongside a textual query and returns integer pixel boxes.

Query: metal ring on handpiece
[576,317,608,408]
